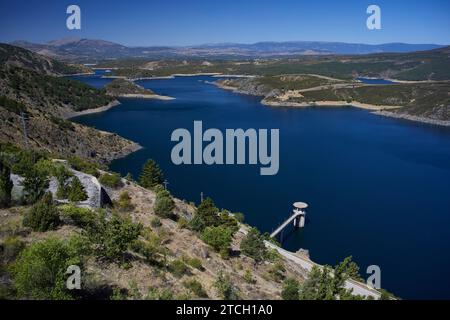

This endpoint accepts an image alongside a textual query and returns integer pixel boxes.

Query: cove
[72,73,450,299]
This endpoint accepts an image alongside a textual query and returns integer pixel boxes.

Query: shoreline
[64,100,122,119]
[61,72,96,77]
[373,111,450,127]
[212,74,256,78]
[261,99,402,111]
[116,93,175,100]
[109,142,143,162]
[64,101,144,161]
[103,72,255,81]
[214,81,450,127]
[263,99,450,127]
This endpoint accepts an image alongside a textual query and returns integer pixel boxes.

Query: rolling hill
[11,38,446,61]
[0,44,139,163]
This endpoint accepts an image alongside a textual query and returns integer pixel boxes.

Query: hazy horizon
[8,37,449,48]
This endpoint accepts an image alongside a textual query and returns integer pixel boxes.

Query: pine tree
[0,158,13,208]
[67,176,88,203]
[189,198,220,232]
[22,167,49,204]
[54,165,72,199]
[139,159,163,189]
[240,227,267,262]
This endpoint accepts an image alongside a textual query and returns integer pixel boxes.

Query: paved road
[265,242,381,299]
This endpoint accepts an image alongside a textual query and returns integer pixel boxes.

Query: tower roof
[293,202,308,209]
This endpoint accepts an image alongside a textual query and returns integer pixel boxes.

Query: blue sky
[0,0,449,46]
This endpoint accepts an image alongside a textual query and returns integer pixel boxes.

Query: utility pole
[20,111,30,149]
[163,179,169,190]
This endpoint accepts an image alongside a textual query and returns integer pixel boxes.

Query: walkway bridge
[270,202,308,238]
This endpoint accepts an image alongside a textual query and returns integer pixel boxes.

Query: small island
[105,78,174,100]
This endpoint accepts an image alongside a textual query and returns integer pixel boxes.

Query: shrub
[128,280,142,300]
[265,248,282,263]
[169,259,189,277]
[131,240,157,262]
[23,192,60,232]
[182,256,203,271]
[0,218,25,238]
[68,157,99,177]
[99,173,123,189]
[146,287,174,300]
[243,270,256,284]
[110,287,128,300]
[154,189,175,219]
[150,217,162,228]
[34,159,57,177]
[177,217,188,229]
[139,159,163,189]
[115,191,134,211]
[0,236,25,264]
[268,261,286,282]
[282,278,300,300]
[87,213,142,262]
[219,211,240,233]
[12,237,84,299]
[201,226,233,258]
[240,227,267,263]
[214,272,238,300]
[0,158,13,208]
[183,279,208,298]
[233,212,245,223]
[22,166,49,204]
[262,232,281,246]
[59,205,97,228]
[4,146,45,177]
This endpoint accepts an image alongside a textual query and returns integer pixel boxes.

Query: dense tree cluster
[1,66,114,112]
[281,256,365,300]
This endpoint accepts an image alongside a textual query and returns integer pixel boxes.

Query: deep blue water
[72,73,450,299]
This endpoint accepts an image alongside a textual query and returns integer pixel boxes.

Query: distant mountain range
[9,38,446,61]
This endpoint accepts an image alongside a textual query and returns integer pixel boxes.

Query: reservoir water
[72,72,450,299]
